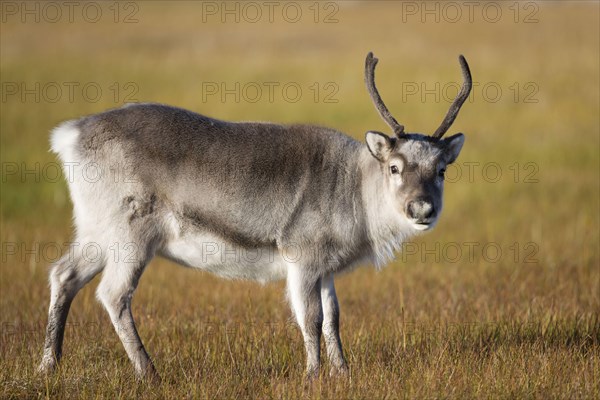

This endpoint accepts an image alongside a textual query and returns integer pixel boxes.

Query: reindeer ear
[365,131,393,161]
[441,133,465,164]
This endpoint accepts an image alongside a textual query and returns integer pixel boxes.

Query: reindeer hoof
[330,363,349,378]
[136,365,161,384]
[304,366,320,381]
[36,358,58,376]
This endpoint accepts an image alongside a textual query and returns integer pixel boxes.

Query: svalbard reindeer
[39,52,472,380]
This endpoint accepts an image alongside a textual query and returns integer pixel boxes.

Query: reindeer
[39,52,472,380]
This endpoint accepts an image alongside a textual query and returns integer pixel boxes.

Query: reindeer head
[364,52,471,231]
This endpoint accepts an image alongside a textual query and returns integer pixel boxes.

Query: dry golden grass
[1,1,599,398]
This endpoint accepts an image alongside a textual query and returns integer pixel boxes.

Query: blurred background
[1,1,598,398]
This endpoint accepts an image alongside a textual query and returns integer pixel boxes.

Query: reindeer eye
[438,168,446,178]
[390,165,399,175]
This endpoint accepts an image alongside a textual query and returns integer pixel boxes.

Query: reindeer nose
[406,198,435,221]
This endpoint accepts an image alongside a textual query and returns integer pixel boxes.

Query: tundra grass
[1,2,599,399]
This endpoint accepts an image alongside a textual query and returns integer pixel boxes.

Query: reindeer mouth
[411,219,436,231]
[413,223,431,231]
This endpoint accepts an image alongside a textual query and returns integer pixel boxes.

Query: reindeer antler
[432,55,472,139]
[364,52,405,137]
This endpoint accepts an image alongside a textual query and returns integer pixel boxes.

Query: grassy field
[1,1,599,398]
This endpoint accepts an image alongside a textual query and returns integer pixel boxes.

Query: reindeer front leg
[321,273,348,375]
[286,264,323,378]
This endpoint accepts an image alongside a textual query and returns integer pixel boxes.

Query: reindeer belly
[160,229,288,283]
